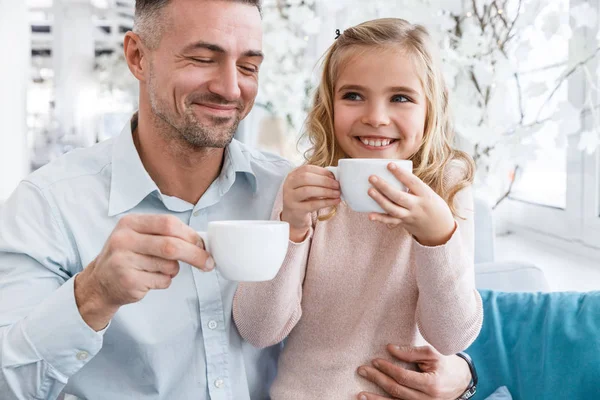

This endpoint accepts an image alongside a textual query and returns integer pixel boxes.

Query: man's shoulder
[234,139,295,177]
[26,138,115,192]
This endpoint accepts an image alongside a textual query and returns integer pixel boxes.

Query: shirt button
[193,210,201,217]
[76,351,89,361]
[208,320,218,330]
[214,378,224,389]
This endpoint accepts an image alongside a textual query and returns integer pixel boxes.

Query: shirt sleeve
[0,181,106,400]
[412,184,484,355]
[233,183,314,349]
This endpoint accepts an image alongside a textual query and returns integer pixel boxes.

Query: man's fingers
[133,234,214,271]
[357,366,426,400]
[387,344,440,364]
[131,254,181,277]
[371,359,430,393]
[357,392,394,400]
[119,214,202,245]
[143,271,173,290]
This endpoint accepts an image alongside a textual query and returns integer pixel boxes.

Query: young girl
[234,18,483,399]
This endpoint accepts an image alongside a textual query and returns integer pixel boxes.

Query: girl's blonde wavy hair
[303,18,474,219]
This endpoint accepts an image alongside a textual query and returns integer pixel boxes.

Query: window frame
[502,0,600,254]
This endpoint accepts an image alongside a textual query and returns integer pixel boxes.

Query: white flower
[579,130,600,154]
[493,57,516,82]
[432,0,463,14]
[472,61,494,88]
[553,101,582,136]
[527,81,549,98]
[571,3,597,29]
[514,40,533,61]
[541,11,561,39]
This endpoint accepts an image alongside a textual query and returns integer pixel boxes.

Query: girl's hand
[281,165,341,242]
[367,163,456,247]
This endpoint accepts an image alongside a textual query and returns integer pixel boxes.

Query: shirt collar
[108,114,258,217]
[220,138,258,194]
[108,115,160,216]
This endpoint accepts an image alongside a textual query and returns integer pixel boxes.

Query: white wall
[53,0,96,147]
[0,1,31,201]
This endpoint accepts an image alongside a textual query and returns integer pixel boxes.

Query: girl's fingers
[387,163,427,196]
[368,188,410,219]
[369,176,415,210]
[301,197,342,212]
[290,171,340,190]
[294,186,341,202]
[368,212,402,227]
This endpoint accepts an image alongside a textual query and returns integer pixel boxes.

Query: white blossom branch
[535,46,600,122]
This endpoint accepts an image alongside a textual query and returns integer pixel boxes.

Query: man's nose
[207,62,242,102]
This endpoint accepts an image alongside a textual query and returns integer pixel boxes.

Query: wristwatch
[455,352,478,400]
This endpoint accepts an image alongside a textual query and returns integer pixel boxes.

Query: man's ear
[123,31,148,82]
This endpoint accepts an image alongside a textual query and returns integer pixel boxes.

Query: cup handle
[197,231,209,252]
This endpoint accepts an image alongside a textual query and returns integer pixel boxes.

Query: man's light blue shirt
[0,116,293,399]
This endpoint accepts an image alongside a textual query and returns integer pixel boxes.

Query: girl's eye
[391,95,410,103]
[342,92,362,101]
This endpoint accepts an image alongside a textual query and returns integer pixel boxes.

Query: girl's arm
[232,187,314,349]
[413,184,483,355]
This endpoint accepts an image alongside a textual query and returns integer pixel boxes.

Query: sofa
[470,198,600,399]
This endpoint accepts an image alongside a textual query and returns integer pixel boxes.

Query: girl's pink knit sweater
[233,164,483,399]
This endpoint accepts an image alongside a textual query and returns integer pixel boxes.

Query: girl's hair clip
[335,29,341,39]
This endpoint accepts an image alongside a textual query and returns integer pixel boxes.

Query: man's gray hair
[133,0,263,49]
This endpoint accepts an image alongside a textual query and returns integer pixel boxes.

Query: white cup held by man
[326,159,413,213]
[197,220,289,281]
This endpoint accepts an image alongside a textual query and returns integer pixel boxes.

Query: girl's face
[333,47,427,160]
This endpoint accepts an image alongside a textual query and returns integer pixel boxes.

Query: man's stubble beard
[147,66,243,149]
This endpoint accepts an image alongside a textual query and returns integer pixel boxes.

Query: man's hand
[357,345,471,400]
[75,214,213,331]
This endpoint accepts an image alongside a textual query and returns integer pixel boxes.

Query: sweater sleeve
[413,183,483,355]
[233,184,314,348]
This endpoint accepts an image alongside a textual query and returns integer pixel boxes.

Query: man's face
[145,0,263,148]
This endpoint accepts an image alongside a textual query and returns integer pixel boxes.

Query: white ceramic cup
[326,158,413,213]
[197,220,289,282]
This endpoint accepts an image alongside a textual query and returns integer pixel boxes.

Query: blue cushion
[467,290,600,399]
[484,386,512,400]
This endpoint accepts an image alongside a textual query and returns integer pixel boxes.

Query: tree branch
[514,72,525,123]
[503,0,522,45]
[519,60,569,74]
[469,70,484,98]
[471,0,487,33]
[493,165,520,210]
[535,46,600,121]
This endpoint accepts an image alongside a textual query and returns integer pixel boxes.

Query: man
[0,0,475,399]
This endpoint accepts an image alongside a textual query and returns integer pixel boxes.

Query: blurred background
[2,0,600,291]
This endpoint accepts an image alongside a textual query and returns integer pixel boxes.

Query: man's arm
[357,345,472,400]
[0,182,213,400]
[0,181,105,400]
